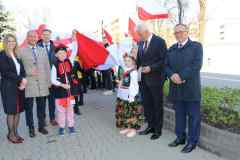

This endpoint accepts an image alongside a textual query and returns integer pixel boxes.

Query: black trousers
[24,96,47,129]
[47,88,55,120]
[102,69,113,90]
[142,82,164,134]
[88,69,97,89]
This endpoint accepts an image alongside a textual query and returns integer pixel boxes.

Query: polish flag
[103,29,113,45]
[137,0,168,20]
[76,31,115,69]
[128,17,140,42]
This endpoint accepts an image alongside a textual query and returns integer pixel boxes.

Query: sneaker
[69,127,76,134]
[126,129,137,138]
[58,128,65,136]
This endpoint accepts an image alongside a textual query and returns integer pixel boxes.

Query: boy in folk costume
[51,45,79,136]
[115,55,144,138]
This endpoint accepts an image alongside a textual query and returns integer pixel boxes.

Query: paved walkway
[0,90,227,160]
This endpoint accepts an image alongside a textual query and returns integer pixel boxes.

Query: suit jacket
[37,40,56,66]
[0,51,26,113]
[18,46,50,98]
[137,34,167,86]
[165,39,203,101]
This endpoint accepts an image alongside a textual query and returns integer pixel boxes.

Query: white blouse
[11,54,20,75]
[117,69,139,102]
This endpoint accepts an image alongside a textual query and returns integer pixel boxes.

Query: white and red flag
[103,29,113,45]
[128,17,141,42]
[137,0,168,20]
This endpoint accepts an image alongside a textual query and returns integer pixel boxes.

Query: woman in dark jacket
[0,34,27,144]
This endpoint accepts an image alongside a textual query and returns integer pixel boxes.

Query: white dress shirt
[51,65,61,86]
[11,54,20,75]
[178,38,189,48]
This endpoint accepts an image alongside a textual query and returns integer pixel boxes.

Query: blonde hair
[3,34,18,57]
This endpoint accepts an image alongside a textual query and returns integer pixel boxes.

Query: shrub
[164,81,240,132]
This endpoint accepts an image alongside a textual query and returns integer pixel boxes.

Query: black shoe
[139,127,154,135]
[168,138,186,147]
[74,107,81,115]
[29,128,36,138]
[150,133,161,140]
[38,128,48,135]
[181,144,197,153]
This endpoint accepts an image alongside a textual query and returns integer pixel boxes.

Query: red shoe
[7,135,22,144]
[16,135,24,142]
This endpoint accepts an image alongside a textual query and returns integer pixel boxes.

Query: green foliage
[164,82,240,128]
[0,1,15,40]
[163,79,169,97]
[201,87,240,127]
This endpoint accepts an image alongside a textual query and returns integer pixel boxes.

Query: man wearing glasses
[165,24,203,153]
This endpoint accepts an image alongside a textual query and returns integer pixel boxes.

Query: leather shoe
[50,120,58,126]
[150,133,161,140]
[74,107,82,116]
[38,128,48,135]
[29,128,36,138]
[139,127,154,135]
[181,144,197,153]
[168,138,186,147]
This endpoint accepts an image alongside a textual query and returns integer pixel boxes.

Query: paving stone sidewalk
[0,90,228,160]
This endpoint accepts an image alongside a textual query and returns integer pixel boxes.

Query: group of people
[114,23,203,154]
[0,29,89,143]
[0,22,203,154]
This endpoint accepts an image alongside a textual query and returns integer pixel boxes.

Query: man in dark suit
[136,23,167,140]
[37,29,58,126]
[165,24,203,153]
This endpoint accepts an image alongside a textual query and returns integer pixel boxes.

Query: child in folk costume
[51,45,79,136]
[115,55,144,138]
[72,56,85,115]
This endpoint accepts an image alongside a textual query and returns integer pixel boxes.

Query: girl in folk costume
[115,55,144,138]
[51,45,79,136]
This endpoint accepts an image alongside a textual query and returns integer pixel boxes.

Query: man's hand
[170,73,185,84]
[142,66,151,74]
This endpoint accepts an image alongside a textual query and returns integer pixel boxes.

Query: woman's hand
[18,78,27,90]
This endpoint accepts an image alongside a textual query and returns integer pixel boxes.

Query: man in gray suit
[19,30,50,137]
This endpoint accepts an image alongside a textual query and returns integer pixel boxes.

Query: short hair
[174,24,189,32]
[135,22,150,32]
[27,30,37,36]
[42,29,52,33]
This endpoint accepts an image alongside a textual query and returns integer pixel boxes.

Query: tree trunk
[177,0,183,24]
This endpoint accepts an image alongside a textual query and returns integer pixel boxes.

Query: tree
[177,0,183,23]
[0,1,15,40]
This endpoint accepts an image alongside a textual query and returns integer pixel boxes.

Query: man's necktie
[178,43,183,48]
[32,47,37,65]
[143,41,148,53]
[45,44,49,53]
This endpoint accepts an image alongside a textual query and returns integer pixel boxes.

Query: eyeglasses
[174,31,187,35]
[7,40,16,43]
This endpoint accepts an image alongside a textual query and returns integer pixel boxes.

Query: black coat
[0,51,26,114]
[165,39,203,102]
[137,34,167,86]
